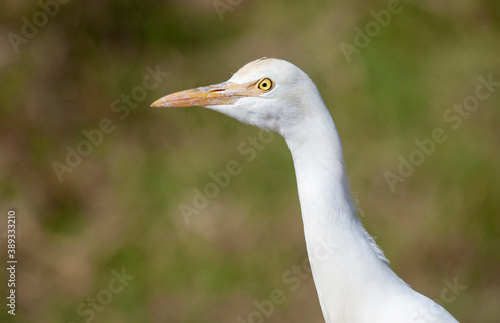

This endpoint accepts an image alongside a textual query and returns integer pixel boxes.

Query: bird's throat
[284,109,393,322]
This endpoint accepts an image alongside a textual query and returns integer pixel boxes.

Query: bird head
[151,58,323,135]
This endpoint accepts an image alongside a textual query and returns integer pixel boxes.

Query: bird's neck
[284,107,397,321]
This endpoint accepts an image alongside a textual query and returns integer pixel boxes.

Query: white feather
[191,58,459,322]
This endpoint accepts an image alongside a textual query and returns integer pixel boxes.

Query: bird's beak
[151,81,258,108]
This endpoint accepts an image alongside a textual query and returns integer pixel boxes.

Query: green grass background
[1,0,499,322]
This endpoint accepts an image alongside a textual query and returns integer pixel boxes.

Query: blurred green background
[1,0,499,322]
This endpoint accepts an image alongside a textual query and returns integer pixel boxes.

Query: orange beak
[151,81,259,108]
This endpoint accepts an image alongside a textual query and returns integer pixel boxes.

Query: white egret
[152,58,458,323]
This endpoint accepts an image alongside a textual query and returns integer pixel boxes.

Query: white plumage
[152,58,458,323]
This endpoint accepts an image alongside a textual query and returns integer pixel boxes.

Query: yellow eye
[257,78,273,91]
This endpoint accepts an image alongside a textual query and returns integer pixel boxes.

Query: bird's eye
[257,78,273,91]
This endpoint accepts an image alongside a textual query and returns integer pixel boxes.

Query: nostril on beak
[210,88,225,92]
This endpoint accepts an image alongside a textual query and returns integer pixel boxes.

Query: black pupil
[262,82,268,88]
